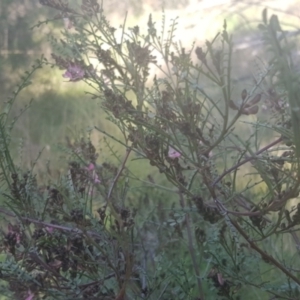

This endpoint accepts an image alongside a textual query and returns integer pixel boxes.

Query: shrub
[1,1,300,299]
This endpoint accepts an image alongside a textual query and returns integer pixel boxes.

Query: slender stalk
[230,217,300,286]
[179,192,204,299]
[106,147,132,203]
[0,207,102,238]
[212,137,283,186]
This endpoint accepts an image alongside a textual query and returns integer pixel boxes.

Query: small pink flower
[63,64,85,82]
[168,146,181,159]
[93,174,101,184]
[85,163,101,184]
[87,163,95,171]
[45,226,54,234]
[25,290,34,300]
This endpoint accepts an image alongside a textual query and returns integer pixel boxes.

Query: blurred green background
[1,0,299,175]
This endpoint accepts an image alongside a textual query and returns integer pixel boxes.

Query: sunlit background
[1,0,299,175]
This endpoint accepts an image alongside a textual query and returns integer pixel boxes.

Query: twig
[212,137,283,187]
[105,147,132,209]
[0,207,102,238]
[29,251,68,281]
[79,272,115,288]
[179,192,205,299]
[230,217,300,286]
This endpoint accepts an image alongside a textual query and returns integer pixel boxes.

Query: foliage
[1,1,300,299]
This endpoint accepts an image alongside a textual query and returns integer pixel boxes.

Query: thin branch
[106,147,132,205]
[230,217,300,286]
[212,137,283,186]
[0,207,102,238]
[179,192,204,299]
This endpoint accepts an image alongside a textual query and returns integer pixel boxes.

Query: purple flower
[63,63,85,82]
[45,226,54,234]
[93,174,101,184]
[25,290,34,300]
[85,163,101,184]
[168,146,181,159]
[87,163,95,171]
